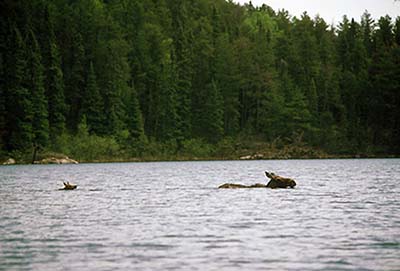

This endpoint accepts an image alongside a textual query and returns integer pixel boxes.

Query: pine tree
[233,36,255,131]
[203,80,224,143]
[292,12,318,93]
[82,62,103,134]
[306,78,318,114]
[0,0,398,156]
[337,17,370,149]
[261,85,287,140]
[285,86,312,137]
[27,29,49,149]
[99,38,129,135]
[395,16,400,45]
[169,0,193,141]
[0,14,7,151]
[250,9,277,133]
[191,17,214,139]
[44,7,66,142]
[7,27,33,151]
[66,28,85,132]
[214,33,240,136]
[157,64,180,142]
[127,87,146,143]
[361,11,375,56]
[370,16,399,151]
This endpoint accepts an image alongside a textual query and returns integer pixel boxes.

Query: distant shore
[2,147,398,165]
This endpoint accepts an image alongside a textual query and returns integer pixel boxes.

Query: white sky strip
[236,0,400,24]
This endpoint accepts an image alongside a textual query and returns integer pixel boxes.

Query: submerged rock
[218,183,267,189]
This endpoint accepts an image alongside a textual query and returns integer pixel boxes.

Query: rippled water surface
[1,159,399,270]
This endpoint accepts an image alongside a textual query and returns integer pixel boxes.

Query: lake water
[1,159,399,271]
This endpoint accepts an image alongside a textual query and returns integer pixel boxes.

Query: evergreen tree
[157,62,180,142]
[292,12,318,95]
[261,85,287,140]
[191,17,214,139]
[285,86,312,137]
[233,36,255,131]
[307,78,318,113]
[66,28,85,132]
[200,80,224,143]
[214,33,240,136]
[27,29,49,149]
[395,17,400,45]
[369,16,399,151]
[82,62,103,134]
[6,27,33,151]
[1,0,399,156]
[337,17,369,149]
[127,87,146,142]
[250,8,277,133]
[0,14,7,151]
[44,7,66,141]
[97,28,130,135]
[169,0,194,142]
[361,11,375,56]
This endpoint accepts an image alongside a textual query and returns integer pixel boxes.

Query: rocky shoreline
[1,150,398,165]
[2,156,79,165]
[34,156,79,164]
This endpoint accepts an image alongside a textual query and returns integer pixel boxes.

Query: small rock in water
[2,158,16,165]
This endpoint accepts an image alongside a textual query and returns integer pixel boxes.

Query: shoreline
[2,153,399,166]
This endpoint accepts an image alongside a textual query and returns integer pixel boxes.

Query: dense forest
[1,0,399,162]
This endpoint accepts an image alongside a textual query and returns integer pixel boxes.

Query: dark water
[1,159,399,271]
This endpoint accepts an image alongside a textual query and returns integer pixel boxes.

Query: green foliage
[0,15,8,151]
[285,86,312,136]
[1,0,399,158]
[204,81,224,143]
[214,33,240,136]
[7,27,33,151]
[27,29,49,149]
[98,36,130,135]
[52,117,120,162]
[215,137,236,158]
[65,29,85,132]
[82,62,103,134]
[127,87,146,143]
[45,11,66,141]
[180,139,213,158]
[70,117,120,161]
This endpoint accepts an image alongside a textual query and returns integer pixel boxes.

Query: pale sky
[236,0,400,24]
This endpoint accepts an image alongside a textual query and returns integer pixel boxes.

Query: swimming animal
[218,183,267,189]
[265,171,296,188]
[59,181,77,190]
[218,172,296,189]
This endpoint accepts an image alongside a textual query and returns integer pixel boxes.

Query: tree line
[1,0,399,161]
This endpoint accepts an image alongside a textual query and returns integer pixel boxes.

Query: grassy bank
[1,134,397,165]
